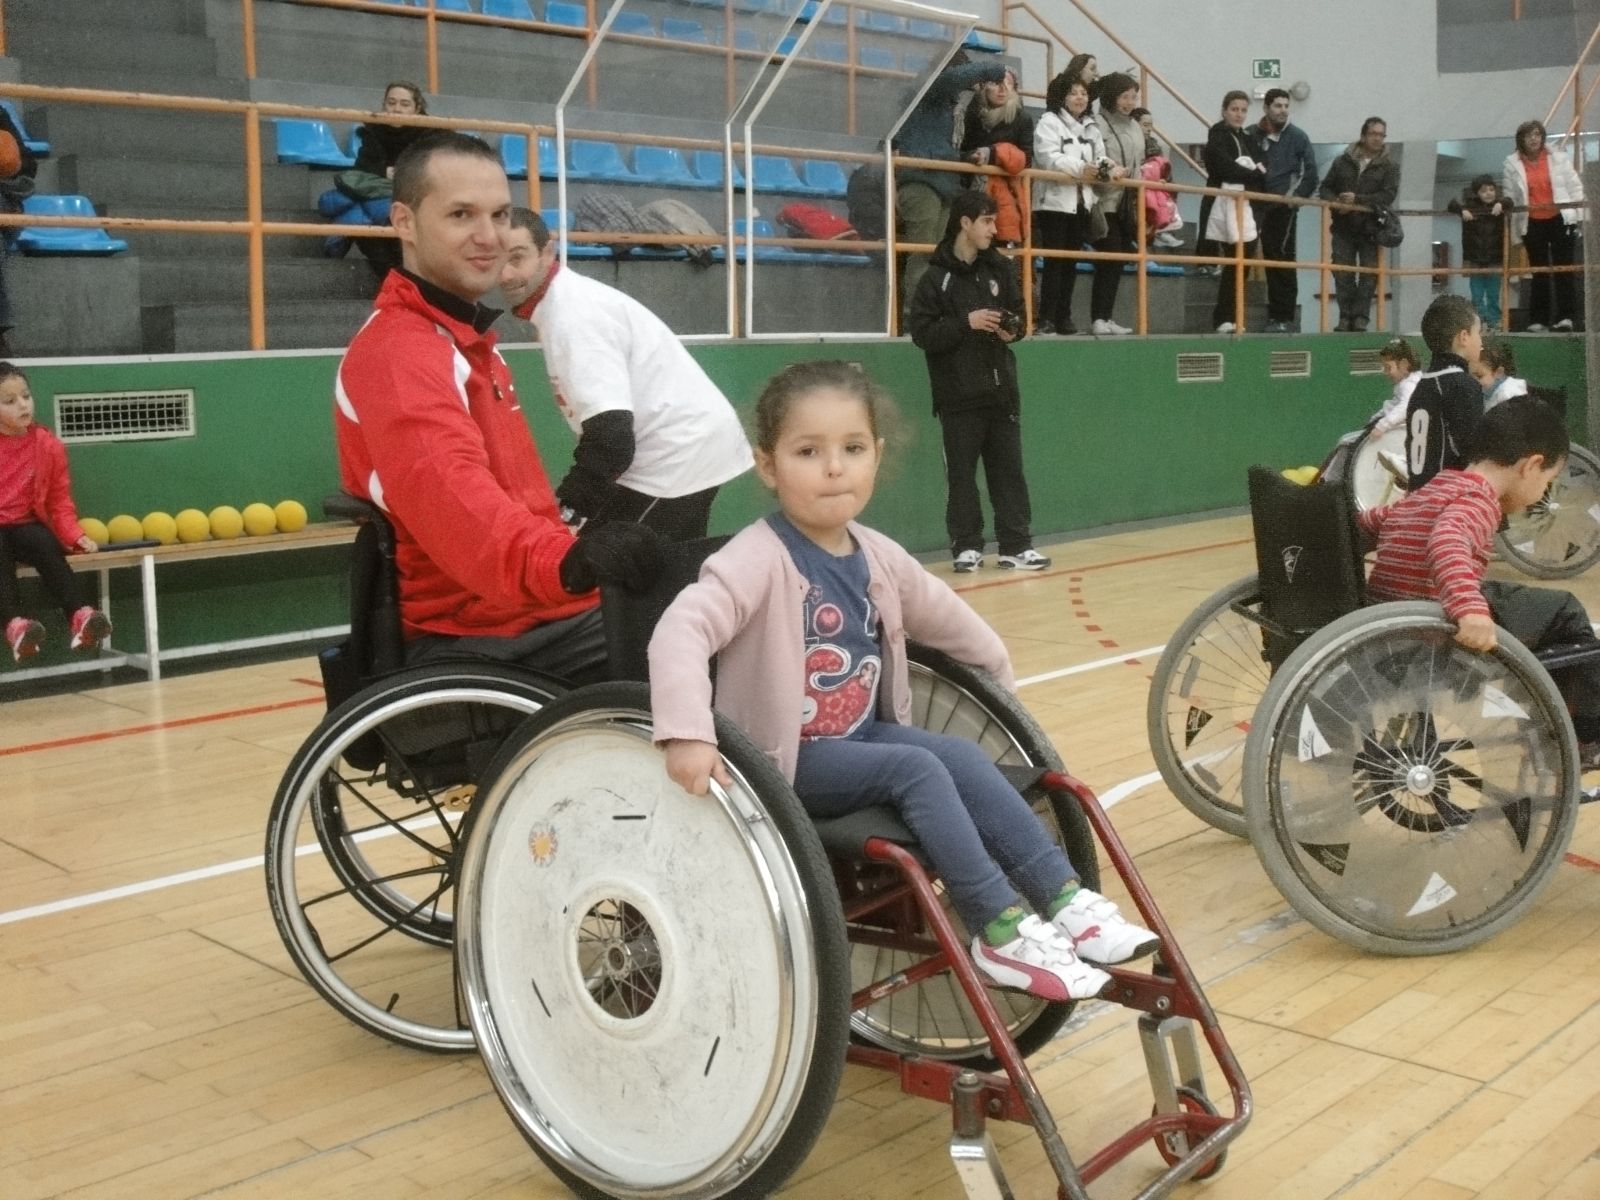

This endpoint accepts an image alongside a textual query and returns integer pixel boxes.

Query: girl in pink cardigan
[0,363,111,663]
[649,361,1156,1002]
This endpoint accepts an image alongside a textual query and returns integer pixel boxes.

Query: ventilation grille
[1176,352,1224,383]
[55,390,196,444]
[1348,349,1384,375]
[1269,350,1312,379]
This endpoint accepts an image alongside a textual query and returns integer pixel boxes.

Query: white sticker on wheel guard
[1297,709,1331,761]
[1406,871,1458,916]
[1481,685,1530,720]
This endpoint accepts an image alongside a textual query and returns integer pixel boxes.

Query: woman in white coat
[1502,119,1584,332]
[1032,75,1109,335]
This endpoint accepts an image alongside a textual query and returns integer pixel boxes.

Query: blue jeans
[792,721,1077,932]
[1469,273,1502,328]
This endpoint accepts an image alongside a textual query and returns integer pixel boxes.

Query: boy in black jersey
[1405,294,1485,490]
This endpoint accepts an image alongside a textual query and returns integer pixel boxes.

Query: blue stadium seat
[483,0,536,17]
[801,160,849,197]
[732,217,867,265]
[538,136,558,177]
[500,134,531,178]
[751,154,806,193]
[812,39,847,62]
[858,10,904,33]
[907,18,948,39]
[662,17,711,43]
[16,194,129,256]
[733,27,761,52]
[544,207,618,259]
[857,45,895,70]
[569,139,635,181]
[544,1,587,27]
[0,100,50,157]
[431,0,474,12]
[964,29,1004,52]
[632,145,698,185]
[798,1,847,24]
[272,118,355,168]
[692,149,744,188]
[777,34,797,56]
[610,10,655,36]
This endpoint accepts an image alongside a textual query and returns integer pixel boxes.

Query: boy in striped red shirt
[1359,396,1600,758]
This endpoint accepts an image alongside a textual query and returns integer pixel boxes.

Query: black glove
[559,520,664,595]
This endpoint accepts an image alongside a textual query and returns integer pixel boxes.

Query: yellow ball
[79,517,109,544]
[241,502,278,537]
[106,514,144,543]
[142,511,178,545]
[209,505,244,540]
[175,509,210,543]
[274,499,308,533]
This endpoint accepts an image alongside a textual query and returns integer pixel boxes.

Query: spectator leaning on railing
[960,67,1033,251]
[1089,73,1142,336]
[1201,90,1266,335]
[1501,119,1584,333]
[1319,117,1399,333]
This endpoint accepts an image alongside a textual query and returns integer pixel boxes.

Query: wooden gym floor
[4,511,1599,1200]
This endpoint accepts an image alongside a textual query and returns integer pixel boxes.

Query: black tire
[456,682,850,1200]
[1497,443,1600,579]
[264,663,560,1051]
[1242,602,1580,955]
[1146,575,1267,838]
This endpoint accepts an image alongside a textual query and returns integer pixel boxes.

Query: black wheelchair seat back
[600,534,731,682]
[1527,383,1568,417]
[1248,466,1367,665]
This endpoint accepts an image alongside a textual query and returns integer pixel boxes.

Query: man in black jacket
[1319,116,1401,332]
[909,190,1050,573]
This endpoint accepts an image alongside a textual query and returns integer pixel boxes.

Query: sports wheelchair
[1150,466,1594,955]
[267,500,1251,1198]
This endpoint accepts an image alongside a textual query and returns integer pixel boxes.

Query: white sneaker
[1527,322,1548,333]
[1053,888,1161,965]
[1555,318,1575,332]
[997,548,1051,571]
[1091,319,1114,335]
[952,549,983,573]
[1153,232,1183,249]
[1106,319,1133,335]
[1216,321,1237,334]
[971,914,1112,1001]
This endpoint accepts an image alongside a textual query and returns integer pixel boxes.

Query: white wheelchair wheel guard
[1243,603,1580,955]
[457,685,848,1199]
[1346,424,1409,514]
[1498,443,1600,579]
[1147,575,1268,838]
[264,664,557,1051]
[842,646,1092,1067]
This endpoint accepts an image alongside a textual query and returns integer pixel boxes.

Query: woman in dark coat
[1202,90,1266,332]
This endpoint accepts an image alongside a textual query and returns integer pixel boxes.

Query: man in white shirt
[498,209,752,540]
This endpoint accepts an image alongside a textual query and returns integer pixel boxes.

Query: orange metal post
[245,107,267,350]
[1134,178,1148,335]
[1232,192,1246,331]
[241,0,258,79]
[1500,220,1512,330]
[526,129,541,211]
[425,1,440,95]
[1374,247,1386,330]
[0,3,6,58]
[1020,173,1035,331]
[886,161,899,336]
[1319,206,1331,332]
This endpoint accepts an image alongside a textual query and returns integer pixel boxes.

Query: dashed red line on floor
[1564,851,1600,873]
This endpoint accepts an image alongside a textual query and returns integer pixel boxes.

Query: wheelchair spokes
[1498,443,1600,579]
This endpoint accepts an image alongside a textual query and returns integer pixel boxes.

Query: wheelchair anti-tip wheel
[1345,424,1409,514]
[1147,575,1268,838]
[265,663,561,1051]
[1497,443,1600,579]
[455,682,851,1200]
[1242,602,1580,955]
[842,644,1100,1068]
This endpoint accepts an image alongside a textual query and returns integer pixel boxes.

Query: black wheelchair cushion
[812,805,933,870]
[601,534,731,682]
[1248,465,1366,641]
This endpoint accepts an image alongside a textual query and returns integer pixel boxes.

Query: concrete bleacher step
[9,23,220,79]
[139,258,377,307]
[142,298,378,354]
[34,105,255,167]
[18,63,249,101]
[5,0,209,37]
[56,155,311,214]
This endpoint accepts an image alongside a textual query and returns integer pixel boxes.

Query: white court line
[0,644,1171,928]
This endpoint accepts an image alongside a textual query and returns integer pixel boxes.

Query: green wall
[13,335,1589,664]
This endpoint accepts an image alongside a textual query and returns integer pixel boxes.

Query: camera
[997,310,1025,339]
[1094,158,1115,184]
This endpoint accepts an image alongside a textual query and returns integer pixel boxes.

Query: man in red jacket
[334,131,657,681]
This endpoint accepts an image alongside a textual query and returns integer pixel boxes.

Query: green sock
[983,905,1027,947]
[1046,881,1082,919]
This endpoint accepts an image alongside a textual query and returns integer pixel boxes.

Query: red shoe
[6,616,45,663]
[69,607,112,652]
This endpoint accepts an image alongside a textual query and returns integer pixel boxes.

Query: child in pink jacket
[649,360,1157,1003]
[0,363,110,662]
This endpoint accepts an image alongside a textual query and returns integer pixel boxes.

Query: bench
[9,522,358,684]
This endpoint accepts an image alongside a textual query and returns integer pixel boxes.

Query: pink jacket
[649,519,1015,783]
[1,425,86,549]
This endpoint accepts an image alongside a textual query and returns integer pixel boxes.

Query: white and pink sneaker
[1053,888,1160,965]
[971,914,1112,1001]
[6,616,44,663]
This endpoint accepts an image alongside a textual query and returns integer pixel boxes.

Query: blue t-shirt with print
[767,512,882,740]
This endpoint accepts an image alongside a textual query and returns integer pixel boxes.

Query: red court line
[953,537,1252,594]
[1564,851,1600,873]
[0,694,326,758]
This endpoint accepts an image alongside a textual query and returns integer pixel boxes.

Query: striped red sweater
[1357,469,1500,621]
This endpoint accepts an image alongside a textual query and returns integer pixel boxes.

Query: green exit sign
[1253,58,1282,79]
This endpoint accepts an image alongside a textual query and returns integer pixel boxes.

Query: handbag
[1204,183,1258,245]
[1369,204,1404,248]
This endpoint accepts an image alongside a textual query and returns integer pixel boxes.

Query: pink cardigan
[649,519,1015,782]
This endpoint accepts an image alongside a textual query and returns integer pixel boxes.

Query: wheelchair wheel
[841,644,1099,1068]
[1345,424,1409,514]
[456,683,850,1200]
[1242,602,1579,955]
[1497,443,1600,579]
[265,663,561,1051]
[1147,575,1268,838]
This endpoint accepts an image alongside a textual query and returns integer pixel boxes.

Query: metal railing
[1544,17,1600,168]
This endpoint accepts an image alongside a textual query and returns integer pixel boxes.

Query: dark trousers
[1331,228,1378,327]
[940,407,1033,557]
[0,521,90,622]
[1036,209,1090,328]
[1211,241,1256,327]
[405,605,610,686]
[793,721,1076,932]
[1521,216,1578,328]
[1257,201,1299,323]
[589,482,719,543]
[1091,209,1132,322]
[1484,580,1600,741]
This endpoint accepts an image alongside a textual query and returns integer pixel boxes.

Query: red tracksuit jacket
[0,425,87,549]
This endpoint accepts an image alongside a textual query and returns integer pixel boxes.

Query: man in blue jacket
[1250,89,1319,333]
